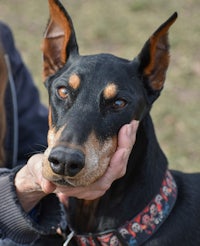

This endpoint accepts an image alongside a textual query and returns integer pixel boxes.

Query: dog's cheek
[98,136,118,173]
[80,135,118,186]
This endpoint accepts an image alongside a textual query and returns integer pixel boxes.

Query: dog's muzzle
[48,146,85,177]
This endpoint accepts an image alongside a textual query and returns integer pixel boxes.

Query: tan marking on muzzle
[47,125,65,147]
[103,83,118,100]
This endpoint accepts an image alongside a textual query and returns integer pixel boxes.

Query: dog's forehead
[62,54,137,86]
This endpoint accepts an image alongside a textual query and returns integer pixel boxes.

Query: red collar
[64,170,177,246]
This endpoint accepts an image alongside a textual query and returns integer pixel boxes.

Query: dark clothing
[1,21,48,167]
[0,22,63,245]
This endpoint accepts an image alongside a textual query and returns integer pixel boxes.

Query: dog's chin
[47,177,95,187]
[53,179,88,187]
[51,171,105,187]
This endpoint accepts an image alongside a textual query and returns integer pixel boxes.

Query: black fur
[43,2,200,245]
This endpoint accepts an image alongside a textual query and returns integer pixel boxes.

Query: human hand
[15,153,48,212]
[15,120,139,211]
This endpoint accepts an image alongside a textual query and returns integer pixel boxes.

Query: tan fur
[103,83,118,100]
[69,74,81,90]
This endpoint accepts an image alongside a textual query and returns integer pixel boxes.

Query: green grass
[1,0,199,172]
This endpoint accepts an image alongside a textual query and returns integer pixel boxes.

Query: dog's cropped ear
[137,12,177,102]
[42,0,79,81]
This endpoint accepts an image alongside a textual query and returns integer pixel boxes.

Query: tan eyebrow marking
[103,83,118,100]
[68,74,81,90]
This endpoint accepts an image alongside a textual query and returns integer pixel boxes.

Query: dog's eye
[112,99,127,110]
[57,86,68,100]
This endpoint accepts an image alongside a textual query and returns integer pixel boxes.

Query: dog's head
[42,0,177,186]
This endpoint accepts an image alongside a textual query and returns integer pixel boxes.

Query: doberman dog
[42,0,200,245]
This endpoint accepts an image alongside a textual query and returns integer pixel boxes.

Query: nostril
[67,159,84,177]
[49,156,65,175]
[69,162,80,171]
[49,157,59,165]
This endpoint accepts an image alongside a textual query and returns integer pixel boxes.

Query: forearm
[0,168,63,245]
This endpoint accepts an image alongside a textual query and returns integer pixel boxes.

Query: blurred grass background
[0,0,199,172]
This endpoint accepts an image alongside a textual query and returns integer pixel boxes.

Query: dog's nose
[48,146,85,177]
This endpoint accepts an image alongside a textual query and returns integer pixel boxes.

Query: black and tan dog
[42,0,200,245]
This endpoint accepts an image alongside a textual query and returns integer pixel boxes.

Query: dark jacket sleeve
[0,23,65,245]
[0,21,48,167]
[0,168,63,245]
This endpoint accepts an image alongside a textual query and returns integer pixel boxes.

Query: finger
[57,193,69,207]
[117,120,139,150]
[107,120,139,179]
[41,179,57,194]
[55,184,104,200]
[54,185,84,197]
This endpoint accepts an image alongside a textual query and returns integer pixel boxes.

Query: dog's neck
[67,114,168,234]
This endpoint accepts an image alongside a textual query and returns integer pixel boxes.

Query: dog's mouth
[51,178,76,187]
